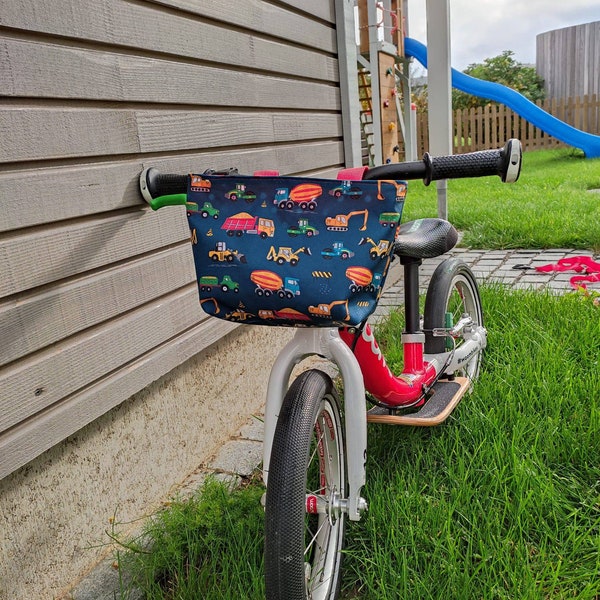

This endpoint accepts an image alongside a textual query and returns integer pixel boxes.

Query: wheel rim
[445,273,483,380]
[304,398,344,598]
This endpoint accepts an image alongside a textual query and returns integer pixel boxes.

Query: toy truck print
[287,218,319,237]
[321,241,355,260]
[221,212,275,238]
[379,212,401,227]
[225,183,256,203]
[199,274,240,293]
[273,183,322,210]
[328,181,363,197]
[345,266,382,293]
[250,270,300,299]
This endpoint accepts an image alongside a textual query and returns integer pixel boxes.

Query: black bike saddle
[394,218,458,259]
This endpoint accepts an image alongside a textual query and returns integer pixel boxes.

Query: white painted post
[335,0,362,167]
[425,0,452,219]
[367,0,383,166]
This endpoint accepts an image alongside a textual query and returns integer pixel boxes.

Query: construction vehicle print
[377,180,408,201]
[190,175,211,192]
[259,308,311,322]
[328,180,363,197]
[226,308,254,321]
[250,270,300,299]
[345,266,382,293]
[379,212,401,227]
[308,299,350,321]
[287,218,319,237]
[266,245,312,266]
[221,212,275,238]
[325,210,368,232]
[225,183,256,203]
[208,241,247,263]
[198,274,240,293]
[321,242,355,260]
[359,237,392,259]
[273,183,322,210]
[181,200,219,218]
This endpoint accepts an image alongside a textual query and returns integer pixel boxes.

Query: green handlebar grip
[148,193,188,211]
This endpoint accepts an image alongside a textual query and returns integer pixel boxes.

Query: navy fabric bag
[185,174,405,327]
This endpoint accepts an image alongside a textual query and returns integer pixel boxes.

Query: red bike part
[339,325,437,407]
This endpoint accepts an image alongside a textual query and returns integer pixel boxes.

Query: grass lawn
[114,148,600,599]
[115,288,600,600]
[403,148,600,252]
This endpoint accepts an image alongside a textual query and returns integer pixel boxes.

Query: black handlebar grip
[424,148,501,184]
[362,139,522,185]
[139,167,187,203]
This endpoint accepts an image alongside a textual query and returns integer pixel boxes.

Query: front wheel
[424,258,484,381]
[265,369,346,600]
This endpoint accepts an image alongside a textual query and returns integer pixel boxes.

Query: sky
[406,0,599,71]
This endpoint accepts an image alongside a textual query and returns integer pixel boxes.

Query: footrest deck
[366,376,470,426]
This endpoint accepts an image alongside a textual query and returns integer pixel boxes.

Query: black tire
[424,258,484,381]
[265,369,346,600]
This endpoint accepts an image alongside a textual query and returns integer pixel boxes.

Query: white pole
[425,0,452,219]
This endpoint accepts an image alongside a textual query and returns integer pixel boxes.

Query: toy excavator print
[208,241,247,263]
[325,210,368,232]
[308,299,350,321]
[359,237,391,260]
[266,246,312,266]
[377,180,407,201]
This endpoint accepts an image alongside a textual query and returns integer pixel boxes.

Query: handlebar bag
[185,174,405,327]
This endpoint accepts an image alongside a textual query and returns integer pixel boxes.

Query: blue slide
[404,37,600,158]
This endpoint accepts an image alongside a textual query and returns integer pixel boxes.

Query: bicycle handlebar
[363,139,522,185]
[139,139,522,206]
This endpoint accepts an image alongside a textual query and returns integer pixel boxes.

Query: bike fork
[263,328,368,521]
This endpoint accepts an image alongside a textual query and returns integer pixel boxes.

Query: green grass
[115,479,266,599]
[403,148,600,252]
[343,286,600,599]
[115,286,600,600]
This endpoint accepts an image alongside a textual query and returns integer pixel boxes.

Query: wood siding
[536,21,600,100]
[0,0,345,478]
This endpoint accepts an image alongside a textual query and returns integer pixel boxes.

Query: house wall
[0,1,357,597]
[536,21,600,99]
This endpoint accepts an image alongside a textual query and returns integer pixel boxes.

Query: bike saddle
[394,218,458,259]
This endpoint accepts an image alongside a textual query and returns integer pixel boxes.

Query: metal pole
[335,0,362,167]
[425,0,452,219]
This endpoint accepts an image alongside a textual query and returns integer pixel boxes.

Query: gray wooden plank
[0,0,338,80]
[147,0,337,51]
[0,208,189,298]
[278,0,336,23]
[0,285,202,432]
[0,243,195,366]
[1,107,341,162]
[136,111,343,153]
[0,38,340,109]
[0,315,240,479]
[0,141,344,231]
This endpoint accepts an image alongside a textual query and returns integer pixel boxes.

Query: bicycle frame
[263,327,367,522]
[262,315,487,522]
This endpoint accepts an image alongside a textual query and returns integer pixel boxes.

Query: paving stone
[207,439,263,477]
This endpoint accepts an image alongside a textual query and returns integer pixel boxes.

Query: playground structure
[356,0,600,165]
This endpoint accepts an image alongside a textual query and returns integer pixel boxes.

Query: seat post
[400,256,422,334]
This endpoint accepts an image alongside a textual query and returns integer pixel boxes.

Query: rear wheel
[265,369,346,600]
[424,258,484,381]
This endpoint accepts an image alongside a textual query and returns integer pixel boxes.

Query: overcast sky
[406,0,599,71]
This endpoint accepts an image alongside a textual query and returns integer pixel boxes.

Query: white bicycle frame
[262,327,368,522]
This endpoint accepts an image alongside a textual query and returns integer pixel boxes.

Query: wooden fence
[415,94,600,155]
